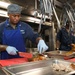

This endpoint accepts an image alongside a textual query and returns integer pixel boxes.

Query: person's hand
[37,40,48,54]
[6,46,18,55]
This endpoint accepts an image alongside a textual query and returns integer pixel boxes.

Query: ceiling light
[37,13,48,18]
[0,10,8,17]
[28,17,40,23]
[0,1,10,9]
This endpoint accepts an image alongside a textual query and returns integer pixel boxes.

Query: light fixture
[0,1,11,9]
[27,17,40,23]
[0,10,8,17]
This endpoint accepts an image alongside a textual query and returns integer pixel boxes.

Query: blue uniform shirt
[56,27,73,51]
[0,19,39,45]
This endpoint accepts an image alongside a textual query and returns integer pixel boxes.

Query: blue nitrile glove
[37,40,48,54]
[6,46,18,55]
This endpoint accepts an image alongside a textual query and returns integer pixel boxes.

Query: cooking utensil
[17,52,33,58]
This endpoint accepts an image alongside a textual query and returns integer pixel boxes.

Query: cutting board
[0,52,33,67]
[69,58,75,62]
[64,56,75,62]
[18,52,33,58]
[0,58,28,67]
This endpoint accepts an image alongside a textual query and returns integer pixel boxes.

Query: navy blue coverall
[56,27,74,51]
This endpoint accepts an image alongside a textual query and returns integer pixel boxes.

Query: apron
[1,20,26,59]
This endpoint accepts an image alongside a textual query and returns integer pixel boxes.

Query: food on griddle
[52,63,60,71]
[71,44,75,51]
[39,55,46,60]
[65,51,74,56]
[28,54,46,62]
[31,57,39,61]
[65,44,75,56]
[70,63,75,70]
[51,63,74,72]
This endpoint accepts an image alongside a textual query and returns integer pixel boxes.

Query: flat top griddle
[3,58,75,75]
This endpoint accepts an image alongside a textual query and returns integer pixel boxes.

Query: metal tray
[2,58,75,75]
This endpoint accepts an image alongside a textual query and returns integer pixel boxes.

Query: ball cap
[7,4,22,14]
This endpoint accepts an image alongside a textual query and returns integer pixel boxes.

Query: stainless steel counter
[3,58,75,75]
[0,68,9,75]
[1,51,75,75]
